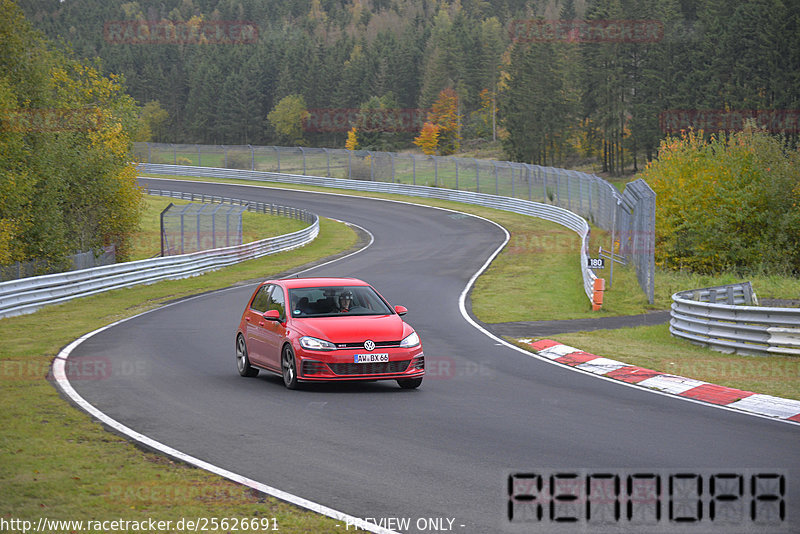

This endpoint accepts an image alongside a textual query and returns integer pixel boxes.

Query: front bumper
[297,346,424,381]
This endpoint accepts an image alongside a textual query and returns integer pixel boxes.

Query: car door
[243,284,272,367]
[261,284,288,370]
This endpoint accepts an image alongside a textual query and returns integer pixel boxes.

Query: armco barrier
[140,163,602,306]
[135,142,656,304]
[0,194,319,319]
[670,283,800,356]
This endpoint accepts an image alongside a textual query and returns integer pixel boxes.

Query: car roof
[270,277,370,289]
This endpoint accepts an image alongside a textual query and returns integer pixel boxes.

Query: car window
[267,285,286,320]
[289,286,392,317]
[250,284,271,313]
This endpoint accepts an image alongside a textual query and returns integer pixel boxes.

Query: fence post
[511,164,515,198]
[490,164,500,199]
[556,171,561,206]
[542,167,547,201]
[566,170,571,211]
[474,158,480,193]
[527,165,532,201]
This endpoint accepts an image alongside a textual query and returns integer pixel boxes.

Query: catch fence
[0,247,116,282]
[160,202,246,256]
[135,142,656,303]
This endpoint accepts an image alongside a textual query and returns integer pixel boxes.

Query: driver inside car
[338,290,354,313]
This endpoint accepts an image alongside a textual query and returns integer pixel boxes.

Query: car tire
[281,344,299,390]
[397,377,422,389]
[236,335,259,377]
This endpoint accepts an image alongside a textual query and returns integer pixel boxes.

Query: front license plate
[354,353,389,363]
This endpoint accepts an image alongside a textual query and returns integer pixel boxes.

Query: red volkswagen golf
[235,277,424,389]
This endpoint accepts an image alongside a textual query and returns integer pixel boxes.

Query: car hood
[293,314,411,343]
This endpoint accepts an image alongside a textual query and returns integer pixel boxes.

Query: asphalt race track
[65,177,800,533]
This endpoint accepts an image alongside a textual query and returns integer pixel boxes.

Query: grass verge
[1,216,367,532]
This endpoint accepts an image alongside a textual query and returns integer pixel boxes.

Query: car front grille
[328,360,411,376]
[302,361,329,375]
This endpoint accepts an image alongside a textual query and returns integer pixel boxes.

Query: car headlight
[299,336,337,351]
[399,331,420,348]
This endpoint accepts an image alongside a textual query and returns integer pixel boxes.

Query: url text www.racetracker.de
[0,517,279,533]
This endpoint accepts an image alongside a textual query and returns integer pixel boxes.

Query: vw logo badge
[364,339,375,351]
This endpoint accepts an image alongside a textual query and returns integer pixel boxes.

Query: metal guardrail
[0,192,319,319]
[140,163,602,305]
[670,282,800,356]
[136,142,657,304]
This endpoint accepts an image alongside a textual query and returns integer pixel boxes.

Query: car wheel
[236,335,259,377]
[397,377,422,389]
[281,344,299,389]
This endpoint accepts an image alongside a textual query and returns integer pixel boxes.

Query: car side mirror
[264,310,281,321]
[394,305,408,316]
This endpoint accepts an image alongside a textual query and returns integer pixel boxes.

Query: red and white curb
[522,339,800,423]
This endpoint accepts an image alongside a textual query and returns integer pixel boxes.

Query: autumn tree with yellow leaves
[414,88,460,156]
[0,0,143,268]
[642,125,800,275]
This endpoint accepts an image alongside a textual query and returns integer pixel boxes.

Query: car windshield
[289,286,393,317]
